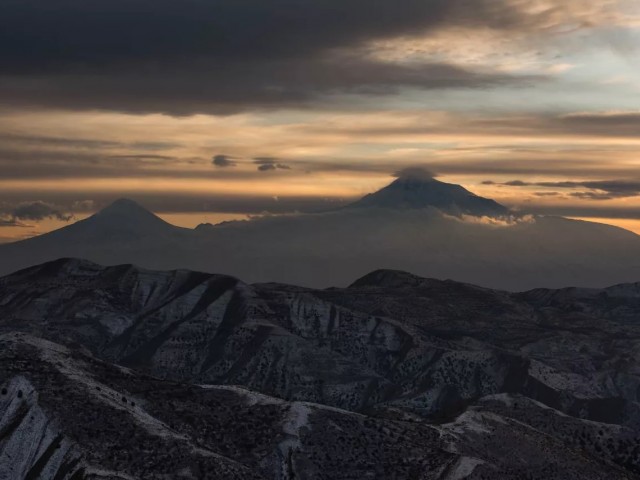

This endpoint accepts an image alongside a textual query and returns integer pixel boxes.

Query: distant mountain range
[1,258,640,479]
[1,169,639,290]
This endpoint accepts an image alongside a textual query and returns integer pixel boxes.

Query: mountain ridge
[2,258,640,478]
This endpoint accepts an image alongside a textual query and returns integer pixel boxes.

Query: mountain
[80,197,180,237]
[1,172,640,290]
[347,169,510,216]
[0,198,190,276]
[31,197,182,243]
[1,259,640,479]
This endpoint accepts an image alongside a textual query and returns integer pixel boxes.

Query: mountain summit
[39,198,180,245]
[49,198,182,242]
[91,198,173,232]
[347,168,510,217]
[98,198,153,216]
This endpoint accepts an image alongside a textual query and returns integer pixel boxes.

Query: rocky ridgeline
[1,259,640,479]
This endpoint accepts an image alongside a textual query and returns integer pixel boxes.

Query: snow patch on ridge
[282,403,311,446]
[446,456,486,480]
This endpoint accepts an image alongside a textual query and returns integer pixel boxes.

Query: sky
[1,0,640,241]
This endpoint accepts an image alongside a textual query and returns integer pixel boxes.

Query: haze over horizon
[2,0,640,242]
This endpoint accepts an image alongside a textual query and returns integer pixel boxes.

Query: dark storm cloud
[0,0,527,70]
[0,59,524,115]
[488,179,640,200]
[0,0,535,114]
[0,0,534,72]
[212,155,237,168]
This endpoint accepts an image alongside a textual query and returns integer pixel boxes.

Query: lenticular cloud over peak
[393,167,437,181]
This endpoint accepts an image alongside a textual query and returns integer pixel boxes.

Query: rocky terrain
[1,259,640,478]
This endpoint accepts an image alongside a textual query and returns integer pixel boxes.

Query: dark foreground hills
[1,170,640,290]
[1,258,640,479]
